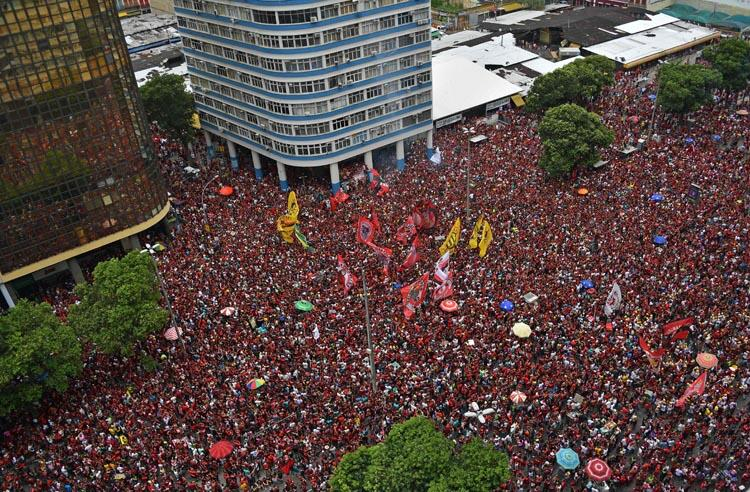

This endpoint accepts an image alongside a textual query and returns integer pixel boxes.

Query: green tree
[526,55,615,112]
[703,38,750,90]
[538,103,614,177]
[568,55,616,100]
[140,73,196,144]
[657,63,722,114]
[526,67,579,112]
[0,300,82,417]
[330,416,511,492]
[68,251,169,357]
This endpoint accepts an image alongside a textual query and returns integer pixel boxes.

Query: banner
[434,251,451,283]
[398,237,420,272]
[337,254,358,295]
[676,372,707,407]
[604,282,622,317]
[369,169,381,190]
[395,216,417,245]
[330,189,349,212]
[376,182,390,196]
[478,220,492,258]
[356,217,376,245]
[276,215,297,243]
[287,191,299,219]
[469,216,484,249]
[401,273,429,319]
[432,271,454,301]
[663,317,694,336]
[439,218,461,256]
[294,225,311,250]
[638,337,666,359]
[370,206,382,235]
[368,242,393,276]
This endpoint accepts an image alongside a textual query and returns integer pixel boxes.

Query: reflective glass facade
[0,0,168,275]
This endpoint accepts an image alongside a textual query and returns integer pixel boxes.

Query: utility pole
[361,267,377,393]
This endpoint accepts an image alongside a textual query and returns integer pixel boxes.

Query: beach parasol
[512,322,531,338]
[556,448,580,470]
[463,402,496,424]
[440,299,458,312]
[696,353,718,369]
[218,186,234,196]
[220,307,237,316]
[163,327,182,341]
[580,279,595,289]
[510,390,527,404]
[247,378,266,390]
[650,193,664,202]
[736,109,748,116]
[577,187,589,196]
[653,235,667,246]
[209,440,234,459]
[500,299,514,312]
[295,300,313,312]
[585,458,612,481]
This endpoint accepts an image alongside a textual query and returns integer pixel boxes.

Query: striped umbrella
[696,353,718,369]
[555,448,580,470]
[585,458,612,481]
[510,390,527,404]
[164,327,180,341]
[220,307,237,316]
[209,440,233,459]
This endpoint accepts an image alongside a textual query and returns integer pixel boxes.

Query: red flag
[676,372,707,407]
[368,242,392,276]
[330,189,349,212]
[395,216,416,245]
[376,182,390,196]
[369,168,381,190]
[432,271,454,301]
[370,206,381,235]
[638,337,666,358]
[672,330,689,340]
[356,217,376,245]
[401,273,429,319]
[336,255,358,295]
[397,237,420,272]
[663,317,694,336]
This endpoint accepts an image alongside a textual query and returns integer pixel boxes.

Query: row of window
[200,108,431,156]
[174,0,420,25]
[195,88,430,137]
[176,8,428,50]
[185,48,430,95]
[188,71,430,118]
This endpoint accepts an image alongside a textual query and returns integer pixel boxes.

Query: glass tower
[0,0,169,278]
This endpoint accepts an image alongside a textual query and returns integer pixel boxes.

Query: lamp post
[141,245,185,351]
[647,60,666,144]
[361,267,377,394]
[462,126,476,216]
[201,174,220,233]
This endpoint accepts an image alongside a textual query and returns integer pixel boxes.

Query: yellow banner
[287,191,299,219]
[276,215,297,243]
[439,218,461,256]
[469,215,484,249]
[478,220,493,258]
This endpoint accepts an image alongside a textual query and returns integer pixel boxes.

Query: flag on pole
[434,251,451,282]
[439,218,462,256]
[397,237,420,272]
[478,220,493,258]
[395,216,417,245]
[369,168,381,190]
[330,189,349,212]
[638,337,666,359]
[294,225,311,250]
[469,216,484,249]
[337,255,358,295]
[368,242,393,276]
[376,182,390,196]
[432,272,454,301]
[663,317,694,336]
[401,273,429,319]
[370,206,382,235]
[287,191,299,219]
[276,215,297,243]
[429,147,442,165]
[603,282,622,317]
[676,372,707,407]
[356,216,376,244]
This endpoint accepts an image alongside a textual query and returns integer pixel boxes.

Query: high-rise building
[0,0,169,305]
[176,0,434,191]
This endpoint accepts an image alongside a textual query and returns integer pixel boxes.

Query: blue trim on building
[207,145,215,158]
[182,41,430,78]
[198,81,430,122]
[230,156,239,170]
[196,101,431,142]
[175,0,427,33]
[280,179,289,191]
[188,62,431,101]
[201,120,432,163]
[396,158,405,171]
[254,167,264,180]
[426,147,434,159]
[331,181,341,193]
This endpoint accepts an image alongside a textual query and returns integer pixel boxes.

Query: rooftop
[435,33,539,68]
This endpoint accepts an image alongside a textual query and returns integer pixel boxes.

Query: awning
[501,2,525,12]
[511,94,526,107]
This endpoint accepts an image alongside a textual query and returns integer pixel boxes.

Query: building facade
[0,0,169,304]
[175,0,434,191]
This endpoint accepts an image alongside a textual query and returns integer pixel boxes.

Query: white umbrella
[463,401,496,424]
[512,322,532,338]
[220,307,237,316]
[510,390,527,404]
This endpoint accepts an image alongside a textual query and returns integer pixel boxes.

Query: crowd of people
[1,67,749,491]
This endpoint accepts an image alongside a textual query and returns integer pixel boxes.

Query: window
[417,72,430,84]
[368,106,383,119]
[265,79,287,93]
[346,70,362,84]
[334,137,350,150]
[363,42,380,57]
[365,65,381,79]
[366,85,382,99]
[348,91,364,105]
[323,29,341,43]
[281,33,320,48]
[342,24,359,39]
[400,75,416,89]
[343,47,360,62]
[381,38,396,52]
[326,52,343,66]
[382,60,398,74]
[320,4,339,19]
[253,9,277,24]
[340,1,357,14]
[380,16,395,30]
[278,8,317,24]
[332,116,349,130]
[296,122,330,135]
[361,20,378,34]
[398,34,414,47]
[397,12,412,25]
[400,55,415,69]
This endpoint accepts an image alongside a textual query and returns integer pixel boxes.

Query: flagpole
[362,267,378,393]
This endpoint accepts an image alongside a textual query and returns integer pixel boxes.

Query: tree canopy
[329,416,510,492]
[537,103,614,177]
[702,38,750,91]
[657,62,722,114]
[68,251,169,357]
[139,73,196,144]
[526,55,615,112]
[0,300,82,417]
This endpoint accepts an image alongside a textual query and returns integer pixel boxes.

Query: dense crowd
[1,68,749,491]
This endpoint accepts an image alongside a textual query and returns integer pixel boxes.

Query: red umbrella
[585,458,611,481]
[440,299,458,312]
[218,186,234,196]
[209,440,234,459]
[164,327,181,341]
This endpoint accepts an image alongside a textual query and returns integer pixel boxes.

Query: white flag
[312,326,320,340]
[604,281,622,316]
[430,147,442,165]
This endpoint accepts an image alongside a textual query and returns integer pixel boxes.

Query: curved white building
[175,0,434,191]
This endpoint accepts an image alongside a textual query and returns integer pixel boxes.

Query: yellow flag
[439,218,461,256]
[276,215,296,243]
[478,220,493,258]
[287,191,299,219]
[469,215,484,249]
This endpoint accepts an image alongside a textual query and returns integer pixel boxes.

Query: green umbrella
[295,300,313,312]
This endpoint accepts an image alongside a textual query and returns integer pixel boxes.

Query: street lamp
[141,244,184,351]
[201,174,220,233]
[462,126,475,217]
[647,60,666,144]
[361,267,377,394]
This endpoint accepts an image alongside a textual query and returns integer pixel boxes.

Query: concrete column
[251,150,263,180]
[129,235,141,251]
[276,161,289,191]
[329,162,341,193]
[0,282,16,308]
[226,140,239,170]
[204,130,215,160]
[364,151,374,181]
[396,140,405,172]
[426,130,434,159]
[121,237,134,251]
[67,258,85,284]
